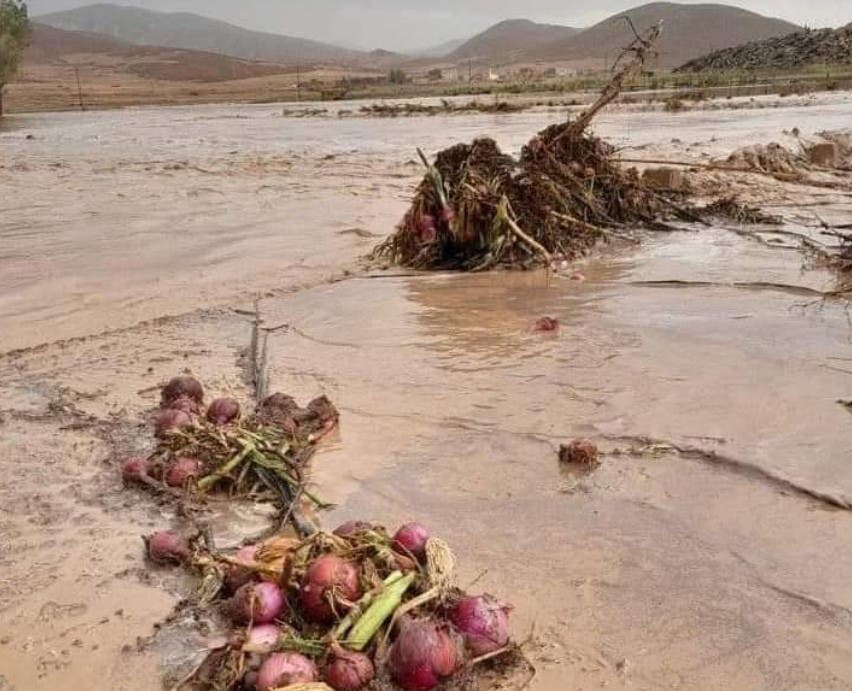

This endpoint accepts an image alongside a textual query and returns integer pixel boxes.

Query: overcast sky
[26,0,850,51]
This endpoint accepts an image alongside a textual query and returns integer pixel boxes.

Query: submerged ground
[1,93,851,690]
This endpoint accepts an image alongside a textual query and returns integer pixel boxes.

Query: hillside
[528,3,800,68]
[37,2,362,65]
[24,23,294,82]
[448,19,579,62]
[677,24,852,71]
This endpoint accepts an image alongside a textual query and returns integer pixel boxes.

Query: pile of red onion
[135,497,515,691]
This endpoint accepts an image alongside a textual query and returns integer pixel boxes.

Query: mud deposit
[1,94,852,689]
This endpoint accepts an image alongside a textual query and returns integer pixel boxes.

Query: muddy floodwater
[2,93,852,690]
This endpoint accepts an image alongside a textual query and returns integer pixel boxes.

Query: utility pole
[74,67,85,111]
[468,58,472,84]
[296,65,302,102]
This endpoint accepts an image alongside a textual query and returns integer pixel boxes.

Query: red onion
[441,206,456,224]
[122,457,151,483]
[332,521,375,538]
[244,624,281,653]
[167,395,201,416]
[230,581,285,625]
[325,648,375,691]
[146,531,190,565]
[207,398,240,425]
[449,595,511,656]
[155,408,192,437]
[165,457,203,487]
[389,619,458,690]
[559,438,599,467]
[533,316,559,332]
[300,554,361,623]
[256,652,317,690]
[161,375,204,406]
[392,523,430,560]
[225,544,260,592]
[418,214,437,244]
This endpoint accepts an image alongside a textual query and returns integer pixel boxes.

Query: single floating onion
[230,581,285,625]
[256,652,318,690]
[161,375,204,406]
[324,648,374,691]
[206,397,240,425]
[389,618,458,691]
[392,523,430,560]
[146,531,190,565]
[300,554,361,624]
[448,595,511,656]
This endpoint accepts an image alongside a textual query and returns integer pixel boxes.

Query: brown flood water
[1,94,852,690]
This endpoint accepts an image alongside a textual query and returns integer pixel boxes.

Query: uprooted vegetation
[374,24,684,271]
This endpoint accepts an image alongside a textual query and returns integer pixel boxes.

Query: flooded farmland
[1,93,852,690]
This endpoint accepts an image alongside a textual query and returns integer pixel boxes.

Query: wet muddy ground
[1,93,852,690]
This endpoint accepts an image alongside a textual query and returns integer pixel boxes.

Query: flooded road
[1,93,851,690]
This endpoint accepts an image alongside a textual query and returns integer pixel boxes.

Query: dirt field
[1,92,852,690]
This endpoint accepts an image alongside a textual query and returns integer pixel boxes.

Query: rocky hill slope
[677,24,852,71]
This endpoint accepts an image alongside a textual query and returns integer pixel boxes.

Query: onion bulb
[225,544,259,592]
[161,375,204,406]
[206,398,240,425]
[256,652,317,690]
[533,316,559,332]
[155,408,192,437]
[392,523,429,560]
[122,457,151,484]
[389,618,458,690]
[230,581,285,625]
[559,438,599,467]
[324,647,374,691]
[299,555,361,623]
[165,457,203,487]
[167,395,201,416]
[448,595,511,655]
[146,531,190,565]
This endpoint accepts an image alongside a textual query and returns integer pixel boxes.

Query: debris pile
[374,24,675,270]
[359,100,525,117]
[719,142,804,176]
[154,521,521,690]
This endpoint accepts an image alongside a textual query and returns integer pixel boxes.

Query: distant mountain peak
[36,2,363,64]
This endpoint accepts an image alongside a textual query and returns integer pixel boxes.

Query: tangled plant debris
[374,24,689,271]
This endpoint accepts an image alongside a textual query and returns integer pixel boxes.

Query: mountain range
[34,2,806,72]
